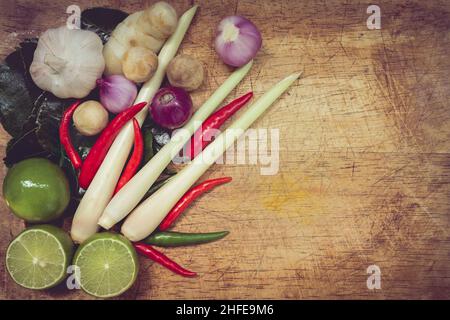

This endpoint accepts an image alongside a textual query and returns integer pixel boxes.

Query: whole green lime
[3,158,70,223]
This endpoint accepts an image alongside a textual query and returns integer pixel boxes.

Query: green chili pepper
[143,231,229,247]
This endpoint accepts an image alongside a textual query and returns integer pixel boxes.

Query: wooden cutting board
[0,0,449,299]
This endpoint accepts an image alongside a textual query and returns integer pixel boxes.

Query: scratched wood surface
[0,0,449,300]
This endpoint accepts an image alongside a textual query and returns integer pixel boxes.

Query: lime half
[6,225,74,289]
[73,232,139,298]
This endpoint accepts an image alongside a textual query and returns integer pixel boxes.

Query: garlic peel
[30,26,105,99]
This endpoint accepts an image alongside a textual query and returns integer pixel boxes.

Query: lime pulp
[6,225,74,289]
[73,232,139,298]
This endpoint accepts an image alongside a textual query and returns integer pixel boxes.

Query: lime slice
[6,225,74,290]
[73,232,139,298]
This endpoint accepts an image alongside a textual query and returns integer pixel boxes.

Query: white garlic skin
[30,26,105,99]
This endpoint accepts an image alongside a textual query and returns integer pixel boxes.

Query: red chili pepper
[59,100,82,170]
[114,118,144,194]
[186,92,253,159]
[134,242,197,277]
[159,177,232,231]
[78,102,147,189]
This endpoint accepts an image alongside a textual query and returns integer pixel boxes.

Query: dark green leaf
[4,39,41,97]
[59,152,79,195]
[0,64,35,137]
[141,175,175,202]
[143,127,154,164]
[4,128,51,167]
[35,93,75,154]
[81,7,128,43]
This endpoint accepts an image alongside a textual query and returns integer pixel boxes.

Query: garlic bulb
[30,26,105,99]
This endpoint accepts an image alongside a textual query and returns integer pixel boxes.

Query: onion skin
[215,16,262,67]
[150,87,193,129]
[97,75,138,114]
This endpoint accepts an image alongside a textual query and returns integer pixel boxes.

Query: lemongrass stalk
[98,61,253,230]
[70,5,198,243]
[121,72,302,241]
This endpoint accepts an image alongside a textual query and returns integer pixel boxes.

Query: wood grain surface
[1,0,449,300]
